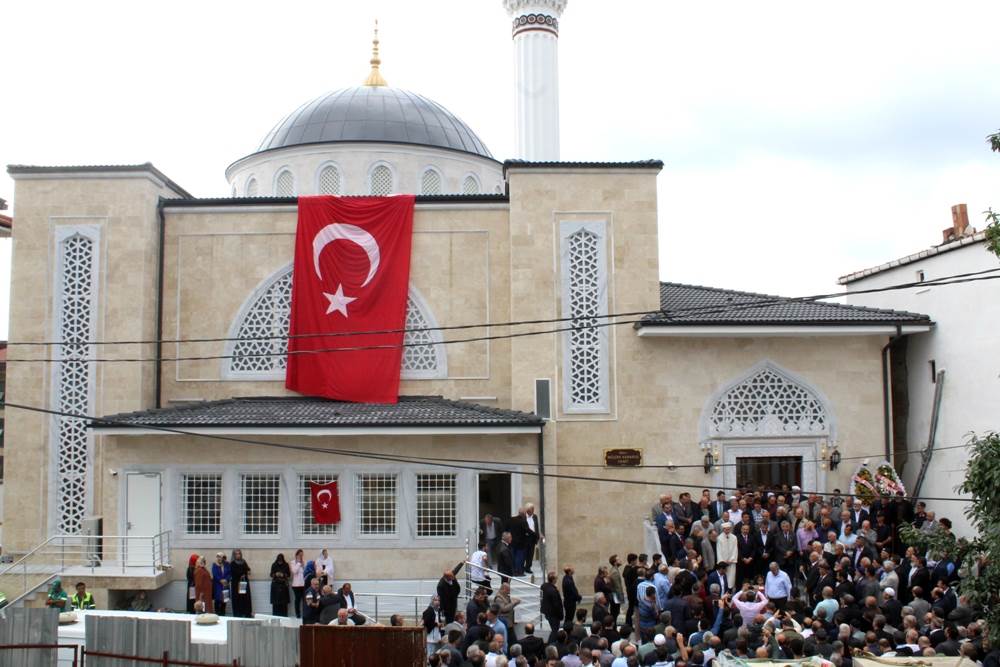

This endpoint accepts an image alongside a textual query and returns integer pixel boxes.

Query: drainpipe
[536,427,546,573]
[154,198,166,409]
[881,325,903,462]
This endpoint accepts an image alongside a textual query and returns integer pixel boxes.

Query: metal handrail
[5,574,59,609]
[0,536,61,578]
[462,561,541,589]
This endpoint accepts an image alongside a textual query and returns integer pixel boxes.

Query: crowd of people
[420,485,992,667]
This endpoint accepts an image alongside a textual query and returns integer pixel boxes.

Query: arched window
[421,168,443,195]
[245,177,258,197]
[369,164,393,196]
[700,361,833,439]
[274,169,296,196]
[317,164,342,195]
[231,184,237,198]
[462,174,480,195]
[494,184,503,194]
[225,266,446,379]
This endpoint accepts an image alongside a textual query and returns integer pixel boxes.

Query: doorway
[477,473,511,524]
[736,456,802,489]
[125,472,161,567]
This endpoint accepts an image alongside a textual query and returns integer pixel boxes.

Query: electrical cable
[0,400,974,504]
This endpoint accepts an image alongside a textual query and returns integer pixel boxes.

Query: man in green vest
[71,582,96,610]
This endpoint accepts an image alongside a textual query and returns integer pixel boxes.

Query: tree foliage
[986,131,1000,259]
[901,432,1000,642]
[990,130,1000,153]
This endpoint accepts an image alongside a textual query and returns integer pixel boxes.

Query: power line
[0,400,974,505]
[7,271,998,365]
[6,266,996,350]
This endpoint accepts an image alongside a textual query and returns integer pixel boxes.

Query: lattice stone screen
[299,474,339,536]
[54,232,97,534]
[561,223,609,412]
[318,166,342,195]
[369,165,393,195]
[462,175,480,195]
[356,473,397,536]
[708,366,829,437]
[245,178,258,197]
[182,474,223,535]
[241,473,281,535]
[275,170,295,196]
[421,169,442,195]
[228,269,444,379]
[416,474,457,537]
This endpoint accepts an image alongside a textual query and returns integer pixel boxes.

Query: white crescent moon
[317,489,333,503]
[312,223,381,287]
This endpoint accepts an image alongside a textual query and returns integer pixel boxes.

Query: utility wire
[0,400,974,504]
[6,266,996,349]
[7,272,998,365]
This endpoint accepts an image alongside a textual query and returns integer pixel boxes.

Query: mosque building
[3,0,932,608]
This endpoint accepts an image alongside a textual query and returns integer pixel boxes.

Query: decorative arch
[273,168,296,196]
[698,360,836,442]
[368,162,395,195]
[420,167,443,195]
[224,265,447,380]
[462,173,480,195]
[316,162,343,195]
[245,176,258,197]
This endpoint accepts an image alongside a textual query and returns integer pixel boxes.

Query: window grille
[462,175,480,195]
[355,473,397,536]
[182,474,223,535]
[421,169,442,195]
[318,166,341,195]
[245,178,258,197]
[369,165,393,195]
[241,473,280,535]
[416,474,457,537]
[54,233,96,534]
[275,170,295,196]
[709,367,828,437]
[564,226,608,411]
[299,473,339,536]
[228,268,443,378]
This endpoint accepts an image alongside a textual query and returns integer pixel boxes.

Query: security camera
[109,469,118,477]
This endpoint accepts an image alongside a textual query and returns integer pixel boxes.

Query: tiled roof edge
[7,163,192,198]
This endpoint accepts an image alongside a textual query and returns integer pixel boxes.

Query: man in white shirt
[764,562,792,610]
[316,548,335,587]
[470,542,492,593]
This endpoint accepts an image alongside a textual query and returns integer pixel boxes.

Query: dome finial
[364,19,388,87]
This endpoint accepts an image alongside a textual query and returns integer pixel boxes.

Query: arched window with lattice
[369,164,393,196]
[421,168,442,195]
[225,266,446,380]
[559,221,610,413]
[317,164,342,195]
[700,361,834,440]
[462,174,480,195]
[274,169,296,196]
[245,177,258,197]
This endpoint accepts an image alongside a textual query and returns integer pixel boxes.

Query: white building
[840,204,996,537]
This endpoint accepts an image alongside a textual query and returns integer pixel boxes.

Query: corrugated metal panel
[0,607,59,667]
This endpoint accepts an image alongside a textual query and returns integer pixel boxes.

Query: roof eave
[91,423,543,436]
[634,322,934,337]
[7,163,192,198]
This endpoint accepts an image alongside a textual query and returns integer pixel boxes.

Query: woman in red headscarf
[194,556,214,613]
[186,553,199,613]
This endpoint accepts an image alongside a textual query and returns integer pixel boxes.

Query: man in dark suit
[435,561,465,623]
[623,553,640,627]
[706,561,730,595]
[507,508,529,576]
[849,500,869,530]
[496,532,515,584]
[540,572,564,643]
[754,519,775,580]
[519,622,547,661]
[775,520,798,581]
[736,523,756,587]
[657,518,685,563]
[906,557,931,601]
[523,503,543,575]
[562,566,582,624]
[479,514,504,567]
[710,491,728,523]
[934,579,958,617]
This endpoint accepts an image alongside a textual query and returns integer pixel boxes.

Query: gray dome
[256,86,493,159]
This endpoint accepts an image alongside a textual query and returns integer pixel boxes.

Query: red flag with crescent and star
[285,195,415,403]
[309,480,341,524]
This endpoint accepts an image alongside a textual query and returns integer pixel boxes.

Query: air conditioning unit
[81,516,103,567]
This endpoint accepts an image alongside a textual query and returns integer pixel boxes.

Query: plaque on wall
[604,448,643,467]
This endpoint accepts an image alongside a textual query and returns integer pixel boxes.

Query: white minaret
[503,0,567,161]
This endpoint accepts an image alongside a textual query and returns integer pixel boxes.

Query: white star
[323,284,356,317]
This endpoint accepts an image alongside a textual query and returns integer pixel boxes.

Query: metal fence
[0,645,245,666]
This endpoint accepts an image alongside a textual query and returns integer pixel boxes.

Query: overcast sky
[2,0,998,338]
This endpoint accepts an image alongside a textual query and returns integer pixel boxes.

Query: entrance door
[736,456,802,489]
[477,473,512,525]
[125,472,161,567]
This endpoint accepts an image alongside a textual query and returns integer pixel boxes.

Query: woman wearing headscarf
[46,578,69,610]
[194,556,214,613]
[186,553,198,613]
[211,552,231,616]
[303,560,317,590]
[270,553,291,617]
[229,549,253,618]
[290,549,306,619]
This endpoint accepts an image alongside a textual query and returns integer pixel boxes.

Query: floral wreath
[849,460,906,505]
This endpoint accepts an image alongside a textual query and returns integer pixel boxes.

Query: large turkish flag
[285,195,415,403]
[309,480,341,524]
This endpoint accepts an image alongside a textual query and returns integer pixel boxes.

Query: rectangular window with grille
[241,473,280,536]
[355,473,397,536]
[416,473,457,537]
[299,473,339,536]
[182,474,223,536]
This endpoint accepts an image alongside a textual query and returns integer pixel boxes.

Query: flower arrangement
[850,460,906,504]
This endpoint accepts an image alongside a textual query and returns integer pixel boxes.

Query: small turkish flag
[285,195,415,403]
[310,481,341,525]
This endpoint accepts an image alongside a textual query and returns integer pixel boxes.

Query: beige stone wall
[4,173,180,552]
